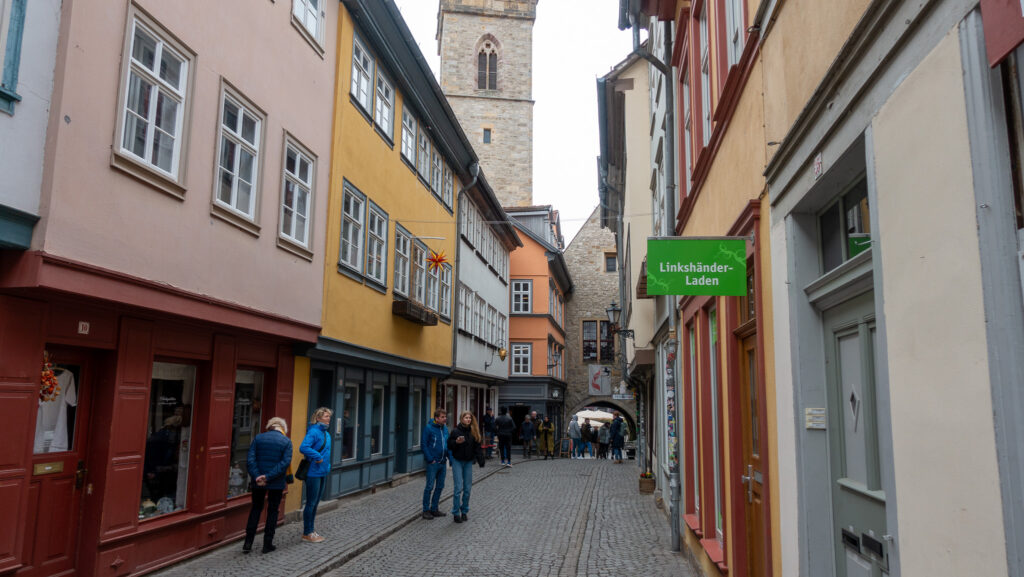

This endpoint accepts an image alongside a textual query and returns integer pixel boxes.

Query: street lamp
[606,301,635,339]
[546,349,562,368]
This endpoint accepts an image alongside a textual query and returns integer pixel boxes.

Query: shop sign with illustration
[646,237,747,296]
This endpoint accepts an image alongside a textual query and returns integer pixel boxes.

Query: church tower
[437,0,538,207]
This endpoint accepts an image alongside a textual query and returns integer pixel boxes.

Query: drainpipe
[630,13,682,552]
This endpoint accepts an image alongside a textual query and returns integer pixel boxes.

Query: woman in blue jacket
[300,407,332,543]
[243,417,292,553]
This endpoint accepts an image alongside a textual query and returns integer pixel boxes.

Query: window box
[392,299,438,326]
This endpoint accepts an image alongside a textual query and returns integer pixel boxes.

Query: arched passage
[567,397,636,440]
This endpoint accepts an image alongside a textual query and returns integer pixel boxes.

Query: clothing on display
[33,370,77,453]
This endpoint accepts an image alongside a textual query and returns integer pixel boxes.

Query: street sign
[646,237,747,296]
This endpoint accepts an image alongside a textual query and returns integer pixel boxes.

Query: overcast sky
[393,0,637,244]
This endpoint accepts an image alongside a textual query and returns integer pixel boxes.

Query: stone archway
[567,397,636,439]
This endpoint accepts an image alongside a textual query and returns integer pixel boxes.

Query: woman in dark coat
[537,416,555,459]
[520,416,536,458]
[244,417,292,553]
[610,412,626,464]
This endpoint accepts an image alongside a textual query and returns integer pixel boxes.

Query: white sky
[393,0,636,244]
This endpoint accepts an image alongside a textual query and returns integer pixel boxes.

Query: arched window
[477,39,498,90]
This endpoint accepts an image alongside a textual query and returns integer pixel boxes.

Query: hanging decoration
[40,354,61,402]
[427,250,448,272]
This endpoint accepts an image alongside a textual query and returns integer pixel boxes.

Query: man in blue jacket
[421,409,449,520]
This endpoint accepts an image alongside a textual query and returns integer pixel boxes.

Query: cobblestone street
[153,457,695,577]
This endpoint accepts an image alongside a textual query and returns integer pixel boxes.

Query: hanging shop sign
[646,237,747,296]
[980,0,1024,66]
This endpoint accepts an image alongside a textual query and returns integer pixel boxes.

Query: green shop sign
[647,237,747,296]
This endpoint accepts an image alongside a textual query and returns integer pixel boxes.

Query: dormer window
[477,41,497,90]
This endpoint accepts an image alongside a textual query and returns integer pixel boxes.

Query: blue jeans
[303,476,325,535]
[450,458,474,516]
[498,435,512,463]
[423,461,446,512]
[572,438,584,457]
[612,446,623,460]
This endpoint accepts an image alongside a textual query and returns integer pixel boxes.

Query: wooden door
[740,334,768,577]
[18,347,94,577]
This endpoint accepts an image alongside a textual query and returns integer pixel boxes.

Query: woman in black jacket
[447,411,484,523]
[520,416,536,458]
[244,417,292,553]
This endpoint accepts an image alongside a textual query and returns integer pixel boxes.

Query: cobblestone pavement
[153,456,695,577]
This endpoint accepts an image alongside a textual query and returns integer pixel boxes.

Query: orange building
[502,205,572,436]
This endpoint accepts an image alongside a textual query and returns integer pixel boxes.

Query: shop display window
[371,386,384,455]
[341,383,358,460]
[227,369,264,499]
[140,362,196,520]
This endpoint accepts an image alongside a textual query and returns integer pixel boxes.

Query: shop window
[371,385,384,455]
[228,370,263,499]
[689,325,700,518]
[141,362,196,520]
[819,178,871,273]
[341,383,358,460]
[411,388,424,448]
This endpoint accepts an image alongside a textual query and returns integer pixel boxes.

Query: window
[340,184,365,271]
[699,7,712,146]
[215,91,262,220]
[583,320,598,361]
[487,305,497,344]
[374,70,394,138]
[228,370,263,499]
[819,178,871,273]
[443,166,454,209]
[410,387,424,448]
[427,262,440,312]
[483,128,491,143]
[371,385,384,455]
[461,285,472,331]
[682,68,693,194]
[118,17,190,179]
[281,141,314,248]
[690,325,700,517]
[440,264,452,318]
[498,313,507,346]
[725,0,745,67]
[475,295,486,336]
[709,308,723,542]
[0,0,25,114]
[394,228,411,296]
[512,280,531,313]
[511,343,531,375]
[417,131,430,181]
[477,40,497,90]
[293,0,323,42]
[412,242,427,304]
[401,107,416,162]
[605,253,617,272]
[341,382,358,460]
[351,35,373,112]
[600,320,615,362]
[140,362,196,519]
[365,203,388,285]
[431,150,442,195]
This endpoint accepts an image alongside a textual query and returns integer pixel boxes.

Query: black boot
[242,536,254,554]
[261,543,276,554]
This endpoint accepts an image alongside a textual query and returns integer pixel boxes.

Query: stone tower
[437,0,537,207]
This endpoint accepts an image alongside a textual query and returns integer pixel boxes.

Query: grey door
[824,292,888,576]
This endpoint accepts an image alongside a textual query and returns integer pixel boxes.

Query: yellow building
[290,0,492,508]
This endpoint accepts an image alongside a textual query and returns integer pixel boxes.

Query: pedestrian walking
[610,412,626,463]
[421,408,449,519]
[598,421,610,460]
[495,406,516,466]
[529,410,540,455]
[447,411,485,523]
[537,415,555,459]
[581,419,595,458]
[243,417,292,554]
[568,415,582,459]
[482,407,496,459]
[299,407,332,543]
[520,415,535,458]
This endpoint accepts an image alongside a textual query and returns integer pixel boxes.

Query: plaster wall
[0,0,60,216]
[871,28,1007,576]
[36,0,335,326]
[321,10,456,367]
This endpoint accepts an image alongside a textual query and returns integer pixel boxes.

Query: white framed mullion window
[683,70,693,193]
[461,284,472,331]
[512,280,531,313]
[401,107,416,162]
[699,7,712,146]
[374,70,394,137]
[215,92,261,219]
[417,132,430,181]
[726,0,745,67]
[281,141,315,247]
[394,227,411,296]
[121,20,188,177]
[443,166,454,208]
[340,184,366,271]
[430,150,442,195]
[473,295,484,336]
[292,0,323,42]
[440,264,452,318]
[487,306,496,344]
[365,203,388,285]
[412,241,427,304]
[427,262,440,312]
[511,343,531,375]
[351,35,373,111]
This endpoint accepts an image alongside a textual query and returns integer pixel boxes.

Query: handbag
[294,430,326,482]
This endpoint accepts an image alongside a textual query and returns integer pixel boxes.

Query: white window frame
[440,264,452,319]
[401,106,416,163]
[683,69,693,194]
[512,280,532,313]
[511,343,531,375]
[292,0,323,44]
[443,165,454,208]
[340,183,366,272]
[474,294,484,337]
[725,0,745,68]
[374,69,394,138]
[412,241,427,304]
[427,261,440,312]
[461,284,472,332]
[699,7,712,146]
[431,150,442,195]
[280,139,315,249]
[417,131,431,181]
[351,34,373,112]
[117,17,191,182]
[498,313,507,347]
[394,227,411,297]
[214,89,263,222]
[365,202,388,286]
[487,305,497,344]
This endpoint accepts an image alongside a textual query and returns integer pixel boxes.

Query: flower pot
[639,477,655,494]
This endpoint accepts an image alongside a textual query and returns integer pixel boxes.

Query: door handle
[75,460,88,489]
[741,464,754,504]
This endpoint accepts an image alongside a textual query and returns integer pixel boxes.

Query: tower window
[477,41,497,90]
[483,128,491,144]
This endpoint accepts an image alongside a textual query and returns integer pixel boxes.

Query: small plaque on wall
[805,408,827,430]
